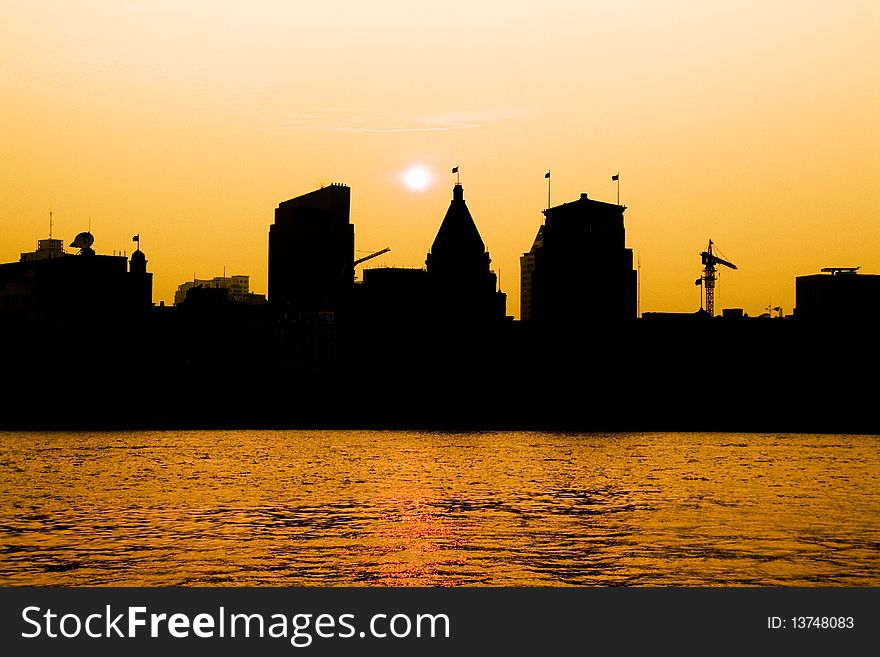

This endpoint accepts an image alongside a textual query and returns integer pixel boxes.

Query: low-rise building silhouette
[0,232,152,327]
[174,275,265,305]
[795,267,880,321]
[357,267,430,323]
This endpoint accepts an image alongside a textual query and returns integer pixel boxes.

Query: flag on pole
[612,174,619,181]
[695,278,702,286]
[132,235,139,242]
[545,171,550,179]
[452,166,458,174]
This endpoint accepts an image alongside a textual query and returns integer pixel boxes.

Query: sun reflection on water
[0,431,878,586]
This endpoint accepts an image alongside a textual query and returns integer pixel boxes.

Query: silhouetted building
[520,193,636,322]
[357,266,430,323]
[425,183,506,321]
[0,233,152,327]
[721,308,745,320]
[268,184,354,315]
[795,267,880,321]
[175,274,265,305]
[20,237,66,262]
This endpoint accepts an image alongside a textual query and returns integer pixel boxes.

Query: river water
[0,430,877,586]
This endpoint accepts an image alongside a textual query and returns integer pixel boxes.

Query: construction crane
[353,247,390,267]
[352,247,390,282]
[699,239,736,317]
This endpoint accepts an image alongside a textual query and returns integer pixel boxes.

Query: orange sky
[2,1,878,318]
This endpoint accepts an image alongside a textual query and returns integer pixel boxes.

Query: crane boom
[701,251,737,270]
[353,247,390,267]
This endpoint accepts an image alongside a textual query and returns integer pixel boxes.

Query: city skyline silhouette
[1,178,877,434]
[3,8,880,642]
[2,2,879,432]
[2,2,878,319]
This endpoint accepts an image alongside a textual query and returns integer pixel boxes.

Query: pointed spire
[428,183,485,262]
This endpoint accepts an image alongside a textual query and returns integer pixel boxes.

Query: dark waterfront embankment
[1,312,875,434]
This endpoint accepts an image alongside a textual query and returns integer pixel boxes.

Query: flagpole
[546,170,551,210]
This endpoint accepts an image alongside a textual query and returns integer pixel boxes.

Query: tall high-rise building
[268,184,354,313]
[521,193,636,322]
[426,183,506,321]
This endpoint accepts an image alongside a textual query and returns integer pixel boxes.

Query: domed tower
[129,248,147,275]
[426,183,505,321]
[128,245,153,310]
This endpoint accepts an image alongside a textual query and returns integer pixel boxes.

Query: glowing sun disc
[402,166,432,191]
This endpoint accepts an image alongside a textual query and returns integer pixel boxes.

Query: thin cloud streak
[266,109,532,133]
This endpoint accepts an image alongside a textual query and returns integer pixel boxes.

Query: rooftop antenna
[49,209,53,238]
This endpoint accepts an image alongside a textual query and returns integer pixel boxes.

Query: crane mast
[700,239,737,317]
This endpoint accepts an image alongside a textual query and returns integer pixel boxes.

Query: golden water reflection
[0,431,878,586]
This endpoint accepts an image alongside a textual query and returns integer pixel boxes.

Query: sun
[401,166,432,191]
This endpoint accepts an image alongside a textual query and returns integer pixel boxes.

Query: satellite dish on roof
[70,232,94,249]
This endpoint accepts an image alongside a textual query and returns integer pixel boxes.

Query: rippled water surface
[1,431,878,586]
